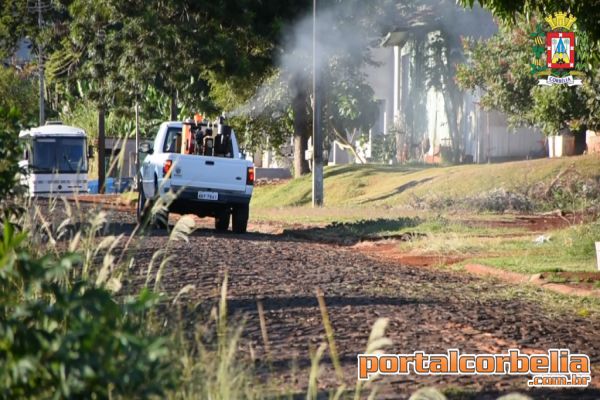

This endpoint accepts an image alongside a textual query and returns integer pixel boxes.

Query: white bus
[19,122,90,196]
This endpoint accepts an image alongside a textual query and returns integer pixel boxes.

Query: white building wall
[482,111,545,160]
[363,47,395,136]
[425,87,452,155]
[363,39,544,163]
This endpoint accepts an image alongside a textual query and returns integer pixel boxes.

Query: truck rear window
[163,128,182,153]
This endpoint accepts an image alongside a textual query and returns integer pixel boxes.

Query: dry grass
[252,155,600,209]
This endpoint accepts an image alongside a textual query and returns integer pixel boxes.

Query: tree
[323,65,379,164]
[0,67,38,122]
[0,67,38,202]
[459,0,600,47]
[58,0,127,193]
[456,17,589,136]
[203,0,313,176]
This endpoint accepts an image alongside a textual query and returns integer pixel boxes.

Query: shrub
[0,68,37,201]
[468,189,533,213]
[536,176,600,211]
[0,223,176,399]
[0,108,25,203]
[564,221,600,259]
[411,189,533,212]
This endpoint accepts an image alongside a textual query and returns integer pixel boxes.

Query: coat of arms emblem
[530,12,584,86]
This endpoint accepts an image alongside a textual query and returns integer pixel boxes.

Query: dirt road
[92,206,600,399]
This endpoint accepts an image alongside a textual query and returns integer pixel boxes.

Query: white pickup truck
[137,120,254,233]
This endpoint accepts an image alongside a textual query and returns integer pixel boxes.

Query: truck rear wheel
[153,210,169,230]
[215,208,230,232]
[152,178,169,230]
[137,182,155,226]
[232,204,249,234]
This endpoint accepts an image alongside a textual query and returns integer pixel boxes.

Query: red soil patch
[354,244,600,298]
[540,271,600,283]
[462,212,593,232]
[466,264,600,298]
[465,264,534,285]
[539,271,600,293]
[354,242,466,267]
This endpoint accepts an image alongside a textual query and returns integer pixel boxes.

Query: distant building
[3,38,33,68]
[86,137,138,193]
[357,2,545,164]
[103,137,138,178]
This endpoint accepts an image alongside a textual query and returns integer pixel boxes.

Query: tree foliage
[456,18,593,136]
[0,68,37,201]
[459,0,600,46]
[214,0,390,174]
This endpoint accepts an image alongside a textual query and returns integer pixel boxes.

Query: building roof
[19,123,86,138]
[380,30,411,47]
[380,0,497,47]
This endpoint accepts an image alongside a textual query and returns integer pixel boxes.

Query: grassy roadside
[402,219,600,274]
[251,157,600,283]
[275,215,600,275]
[252,155,600,210]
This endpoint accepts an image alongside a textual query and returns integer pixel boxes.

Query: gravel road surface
[50,201,600,399]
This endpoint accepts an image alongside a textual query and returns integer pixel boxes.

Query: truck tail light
[246,166,254,185]
[163,160,173,177]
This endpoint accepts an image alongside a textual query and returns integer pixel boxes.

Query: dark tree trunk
[291,78,310,178]
[97,106,106,194]
[170,90,178,121]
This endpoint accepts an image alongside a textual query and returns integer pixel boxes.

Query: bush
[529,173,600,211]
[0,68,38,208]
[0,223,176,399]
[411,189,533,212]
[370,133,396,164]
[0,110,24,202]
[468,189,533,213]
[564,221,600,259]
[0,67,37,126]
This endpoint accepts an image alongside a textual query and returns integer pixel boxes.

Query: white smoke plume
[228,0,496,118]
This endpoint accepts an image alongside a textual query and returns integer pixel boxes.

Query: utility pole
[312,0,324,207]
[98,107,106,194]
[29,0,50,125]
[135,100,140,175]
[37,0,44,125]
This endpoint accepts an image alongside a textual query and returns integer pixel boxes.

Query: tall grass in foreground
[0,187,192,397]
[172,274,258,400]
[170,272,398,400]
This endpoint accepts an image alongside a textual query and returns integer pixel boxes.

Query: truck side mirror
[88,145,94,159]
[139,142,153,154]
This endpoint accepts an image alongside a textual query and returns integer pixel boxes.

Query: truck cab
[18,122,89,196]
[138,120,254,233]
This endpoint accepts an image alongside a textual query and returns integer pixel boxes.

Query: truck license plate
[198,191,218,201]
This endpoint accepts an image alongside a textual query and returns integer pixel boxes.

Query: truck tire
[136,183,150,224]
[232,204,249,234]
[153,178,169,230]
[215,208,230,232]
